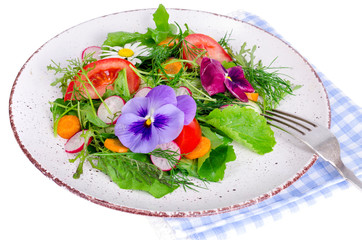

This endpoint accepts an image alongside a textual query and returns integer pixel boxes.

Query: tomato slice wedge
[174,118,202,154]
[64,58,140,100]
[182,33,232,67]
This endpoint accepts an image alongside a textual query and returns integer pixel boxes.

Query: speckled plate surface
[9,8,330,217]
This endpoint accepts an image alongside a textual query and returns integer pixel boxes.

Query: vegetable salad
[47,4,297,198]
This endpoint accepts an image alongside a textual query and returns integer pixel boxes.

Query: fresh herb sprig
[224,42,297,111]
[150,148,209,191]
[195,93,236,117]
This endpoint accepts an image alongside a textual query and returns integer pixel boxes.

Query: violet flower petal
[224,78,249,102]
[176,95,196,125]
[120,97,149,117]
[114,85,191,153]
[227,66,254,92]
[152,104,184,144]
[146,85,177,110]
[200,57,227,96]
[115,113,160,153]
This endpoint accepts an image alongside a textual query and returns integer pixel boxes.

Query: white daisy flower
[100,42,150,65]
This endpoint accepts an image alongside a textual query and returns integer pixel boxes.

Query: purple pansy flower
[115,85,196,153]
[200,57,254,102]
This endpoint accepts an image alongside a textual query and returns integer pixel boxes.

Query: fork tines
[261,109,317,135]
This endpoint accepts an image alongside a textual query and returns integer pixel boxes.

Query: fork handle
[333,160,362,190]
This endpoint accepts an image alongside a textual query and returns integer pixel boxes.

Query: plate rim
[9,7,331,217]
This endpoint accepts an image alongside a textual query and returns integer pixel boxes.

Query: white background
[2,0,361,239]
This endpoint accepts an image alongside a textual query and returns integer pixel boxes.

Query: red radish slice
[219,104,234,109]
[133,87,152,98]
[97,96,125,124]
[175,86,192,96]
[151,141,181,171]
[81,46,102,60]
[65,130,92,153]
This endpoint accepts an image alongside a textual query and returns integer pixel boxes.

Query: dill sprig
[225,42,297,110]
[195,93,236,117]
[150,148,209,191]
[218,31,233,49]
[245,61,295,110]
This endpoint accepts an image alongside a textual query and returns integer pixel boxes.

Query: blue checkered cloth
[153,11,362,240]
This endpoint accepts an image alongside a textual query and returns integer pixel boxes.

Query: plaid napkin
[150,11,362,240]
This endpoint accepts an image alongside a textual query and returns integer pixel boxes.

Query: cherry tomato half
[174,118,202,154]
[182,33,232,67]
[64,58,140,100]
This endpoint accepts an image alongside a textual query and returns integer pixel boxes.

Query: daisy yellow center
[118,48,134,58]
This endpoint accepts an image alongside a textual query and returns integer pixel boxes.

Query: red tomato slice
[64,58,140,100]
[182,33,232,67]
[174,118,202,154]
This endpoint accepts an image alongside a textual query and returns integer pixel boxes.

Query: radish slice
[81,46,102,60]
[220,104,234,109]
[175,86,192,96]
[65,130,92,153]
[151,141,181,171]
[97,96,125,124]
[133,87,152,98]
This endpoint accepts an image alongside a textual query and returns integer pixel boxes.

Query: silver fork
[262,109,362,190]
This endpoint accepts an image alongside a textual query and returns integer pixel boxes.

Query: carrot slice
[160,58,183,79]
[158,37,179,47]
[57,115,81,139]
[185,136,211,160]
[245,92,259,102]
[104,138,128,153]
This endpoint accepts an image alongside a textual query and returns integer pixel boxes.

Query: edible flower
[100,42,149,65]
[115,85,196,153]
[200,57,254,102]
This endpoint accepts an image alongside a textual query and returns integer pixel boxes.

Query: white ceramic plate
[9,8,330,217]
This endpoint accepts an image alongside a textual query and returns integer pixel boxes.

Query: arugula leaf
[97,153,178,198]
[202,106,276,155]
[102,4,177,47]
[116,69,130,98]
[50,98,76,117]
[153,4,171,32]
[103,69,130,100]
[194,126,235,182]
[80,103,108,128]
[103,32,144,48]
[198,145,236,182]
[146,4,177,44]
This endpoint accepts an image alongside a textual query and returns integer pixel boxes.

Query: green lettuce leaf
[200,125,232,148]
[97,153,178,198]
[203,106,276,155]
